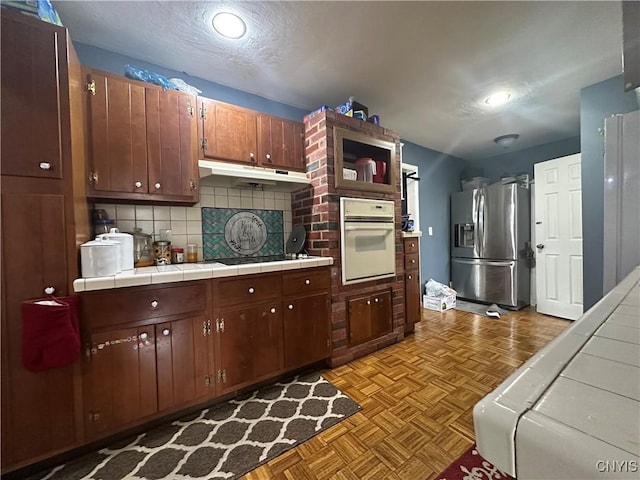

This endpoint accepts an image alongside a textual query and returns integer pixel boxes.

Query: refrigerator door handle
[453,258,516,267]
[477,191,485,257]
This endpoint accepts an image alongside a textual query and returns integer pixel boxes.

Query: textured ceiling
[53,1,623,161]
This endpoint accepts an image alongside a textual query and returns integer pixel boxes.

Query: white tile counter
[74,257,334,292]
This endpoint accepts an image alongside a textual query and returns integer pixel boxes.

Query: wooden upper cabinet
[1,13,66,179]
[200,98,258,165]
[85,68,198,204]
[257,115,305,172]
[85,69,148,195]
[146,89,198,200]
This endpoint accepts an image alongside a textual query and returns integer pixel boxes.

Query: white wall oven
[340,197,396,285]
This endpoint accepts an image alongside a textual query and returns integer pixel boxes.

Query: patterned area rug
[436,444,514,480]
[29,372,360,480]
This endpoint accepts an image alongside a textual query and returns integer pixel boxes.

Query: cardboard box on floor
[423,293,456,312]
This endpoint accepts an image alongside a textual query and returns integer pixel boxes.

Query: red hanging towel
[21,295,80,372]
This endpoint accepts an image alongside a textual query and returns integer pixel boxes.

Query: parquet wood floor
[242,306,570,480]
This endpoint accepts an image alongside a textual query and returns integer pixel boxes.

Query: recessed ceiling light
[212,12,246,39]
[485,90,512,106]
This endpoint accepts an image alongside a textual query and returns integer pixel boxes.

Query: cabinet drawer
[82,282,208,329]
[216,274,281,306]
[404,238,419,254]
[282,268,330,296]
[405,253,419,270]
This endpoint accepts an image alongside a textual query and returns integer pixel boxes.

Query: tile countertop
[73,257,334,292]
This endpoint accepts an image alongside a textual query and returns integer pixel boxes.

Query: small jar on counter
[186,243,198,263]
[171,247,184,264]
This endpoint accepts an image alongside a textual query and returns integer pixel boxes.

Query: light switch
[428,226,433,236]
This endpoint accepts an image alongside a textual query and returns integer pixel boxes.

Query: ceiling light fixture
[485,90,512,106]
[494,134,520,148]
[212,12,246,39]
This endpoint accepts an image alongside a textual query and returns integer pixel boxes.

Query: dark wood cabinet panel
[283,293,331,369]
[156,316,211,411]
[1,14,65,179]
[81,282,208,329]
[216,302,283,393]
[404,237,421,328]
[282,267,331,296]
[84,326,158,437]
[216,274,281,307]
[146,88,198,201]
[257,115,305,172]
[85,68,198,204]
[0,190,78,468]
[200,98,258,165]
[86,69,148,195]
[347,289,392,346]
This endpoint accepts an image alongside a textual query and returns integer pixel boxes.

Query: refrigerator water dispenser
[455,223,475,247]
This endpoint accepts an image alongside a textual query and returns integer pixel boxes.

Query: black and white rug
[30,372,360,480]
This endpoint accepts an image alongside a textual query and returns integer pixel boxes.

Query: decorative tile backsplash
[202,208,284,261]
[94,185,292,261]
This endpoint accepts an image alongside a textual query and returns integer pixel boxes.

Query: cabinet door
[283,293,330,369]
[1,192,76,466]
[405,271,421,324]
[200,98,258,165]
[217,302,282,393]
[370,291,393,338]
[146,89,198,201]
[86,69,148,195]
[155,316,211,411]
[347,295,372,346]
[257,115,305,172]
[84,326,157,438]
[1,13,65,179]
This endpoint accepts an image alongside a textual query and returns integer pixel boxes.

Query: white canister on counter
[81,237,121,278]
[100,228,134,271]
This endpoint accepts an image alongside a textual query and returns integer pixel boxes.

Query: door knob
[536,244,545,249]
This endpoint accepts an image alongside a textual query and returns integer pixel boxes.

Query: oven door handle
[344,225,394,231]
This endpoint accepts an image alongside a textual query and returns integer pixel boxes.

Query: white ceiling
[53,1,624,161]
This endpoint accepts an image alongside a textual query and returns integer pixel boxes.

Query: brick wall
[293,110,406,367]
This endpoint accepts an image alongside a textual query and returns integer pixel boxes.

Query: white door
[534,154,583,320]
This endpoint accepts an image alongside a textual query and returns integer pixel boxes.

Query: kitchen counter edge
[73,257,335,292]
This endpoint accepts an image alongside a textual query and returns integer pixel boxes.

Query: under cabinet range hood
[198,160,311,192]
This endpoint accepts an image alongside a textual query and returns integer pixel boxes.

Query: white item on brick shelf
[343,168,357,181]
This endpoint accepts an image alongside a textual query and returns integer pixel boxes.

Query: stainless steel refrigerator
[450,183,531,309]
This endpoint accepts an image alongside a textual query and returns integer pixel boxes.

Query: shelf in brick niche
[334,127,397,193]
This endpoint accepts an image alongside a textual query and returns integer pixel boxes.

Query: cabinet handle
[139,332,148,340]
[411,242,415,247]
[162,328,170,336]
[375,298,379,302]
[248,287,255,294]
[134,181,142,188]
[304,279,310,285]
[288,304,294,310]
[366,300,371,305]
[151,300,159,308]
[408,275,412,279]
[270,307,276,314]
[44,286,55,295]
[39,162,51,170]
[249,152,255,159]
[266,153,271,161]
[155,182,161,190]
[411,259,416,264]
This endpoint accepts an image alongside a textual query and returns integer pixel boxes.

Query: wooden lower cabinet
[347,289,392,346]
[283,292,331,369]
[216,302,283,394]
[81,282,214,440]
[404,237,421,329]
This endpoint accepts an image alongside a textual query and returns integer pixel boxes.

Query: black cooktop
[213,255,287,265]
